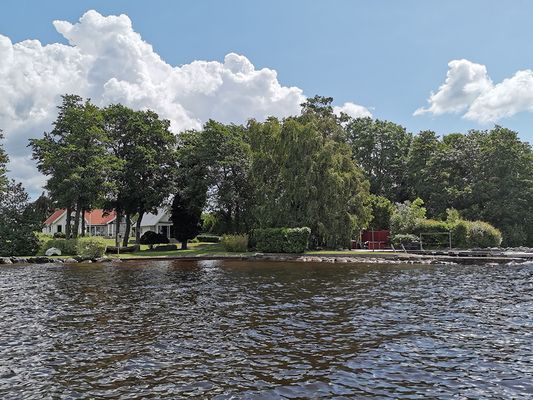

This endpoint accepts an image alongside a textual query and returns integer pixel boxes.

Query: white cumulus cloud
[415,59,533,124]
[0,10,372,197]
[333,102,372,119]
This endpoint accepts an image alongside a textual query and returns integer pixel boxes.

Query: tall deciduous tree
[30,95,113,238]
[345,117,412,202]
[0,131,8,194]
[103,105,177,245]
[248,109,371,248]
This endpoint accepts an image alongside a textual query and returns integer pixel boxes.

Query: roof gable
[44,209,66,225]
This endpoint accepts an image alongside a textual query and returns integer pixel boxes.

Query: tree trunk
[135,208,144,244]
[115,210,121,248]
[122,214,131,247]
[65,207,72,239]
[81,208,86,237]
[72,205,81,239]
[181,240,188,250]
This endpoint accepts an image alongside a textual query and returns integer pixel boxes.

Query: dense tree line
[2,93,532,255]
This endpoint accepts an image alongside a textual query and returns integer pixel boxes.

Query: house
[43,209,128,237]
[139,208,175,240]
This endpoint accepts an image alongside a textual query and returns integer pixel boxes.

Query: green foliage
[221,234,249,252]
[0,180,41,257]
[0,131,8,193]
[450,220,469,248]
[75,237,107,258]
[196,235,221,243]
[171,191,203,249]
[252,227,311,253]
[390,198,427,235]
[39,238,78,255]
[466,221,502,248]
[248,111,370,248]
[391,234,420,246]
[30,95,116,239]
[154,244,178,251]
[345,118,412,201]
[368,195,394,229]
[201,212,219,234]
[140,231,169,249]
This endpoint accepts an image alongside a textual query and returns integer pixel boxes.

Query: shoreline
[2,251,532,266]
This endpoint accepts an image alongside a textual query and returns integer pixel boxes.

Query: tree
[368,195,394,230]
[0,130,8,194]
[390,198,426,235]
[0,181,40,257]
[247,108,371,248]
[176,121,252,234]
[103,106,177,246]
[171,191,203,250]
[345,117,412,202]
[30,95,114,238]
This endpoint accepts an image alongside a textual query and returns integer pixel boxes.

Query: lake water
[0,260,531,399]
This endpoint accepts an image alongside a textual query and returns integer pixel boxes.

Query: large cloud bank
[415,59,533,123]
[0,10,371,196]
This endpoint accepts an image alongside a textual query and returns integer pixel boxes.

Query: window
[57,225,62,233]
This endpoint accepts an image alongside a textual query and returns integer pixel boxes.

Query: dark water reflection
[0,260,531,399]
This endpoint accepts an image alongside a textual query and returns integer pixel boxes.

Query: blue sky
[1,0,532,194]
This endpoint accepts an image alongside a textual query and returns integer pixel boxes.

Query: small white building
[139,208,175,239]
[42,209,126,237]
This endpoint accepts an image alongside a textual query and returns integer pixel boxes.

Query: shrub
[154,244,178,251]
[252,227,311,253]
[391,234,420,247]
[466,221,502,248]
[412,219,450,248]
[39,238,78,256]
[76,237,107,258]
[53,232,66,238]
[196,235,221,243]
[140,231,169,250]
[450,220,468,248]
[221,234,249,252]
[390,198,427,235]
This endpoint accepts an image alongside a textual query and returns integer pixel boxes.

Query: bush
[252,227,311,253]
[466,221,502,248]
[140,231,169,249]
[39,238,78,256]
[391,234,420,247]
[390,198,427,235]
[450,220,468,248]
[53,232,66,238]
[221,234,249,252]
[154,244,178,251]
[76,237,107,258]
[196,235,221,243]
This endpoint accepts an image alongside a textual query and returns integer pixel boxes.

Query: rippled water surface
[0,260,532,399]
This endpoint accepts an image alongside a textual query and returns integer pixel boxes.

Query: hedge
[196,235,221,243]
[221,234,249,252]
[39,237,107,258]
[252,227,311,253]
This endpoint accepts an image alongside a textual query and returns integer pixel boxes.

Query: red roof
[44,209,66,225]
[44,209,116,226]
[85,210,116,225]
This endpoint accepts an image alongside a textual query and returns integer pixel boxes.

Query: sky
[1,0,533,197]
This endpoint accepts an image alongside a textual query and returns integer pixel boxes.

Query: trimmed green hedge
[196,235,221,243]
[252,227,311,253]
[39,238,78,255]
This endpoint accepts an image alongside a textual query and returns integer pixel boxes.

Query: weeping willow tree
[247,97,371,248]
